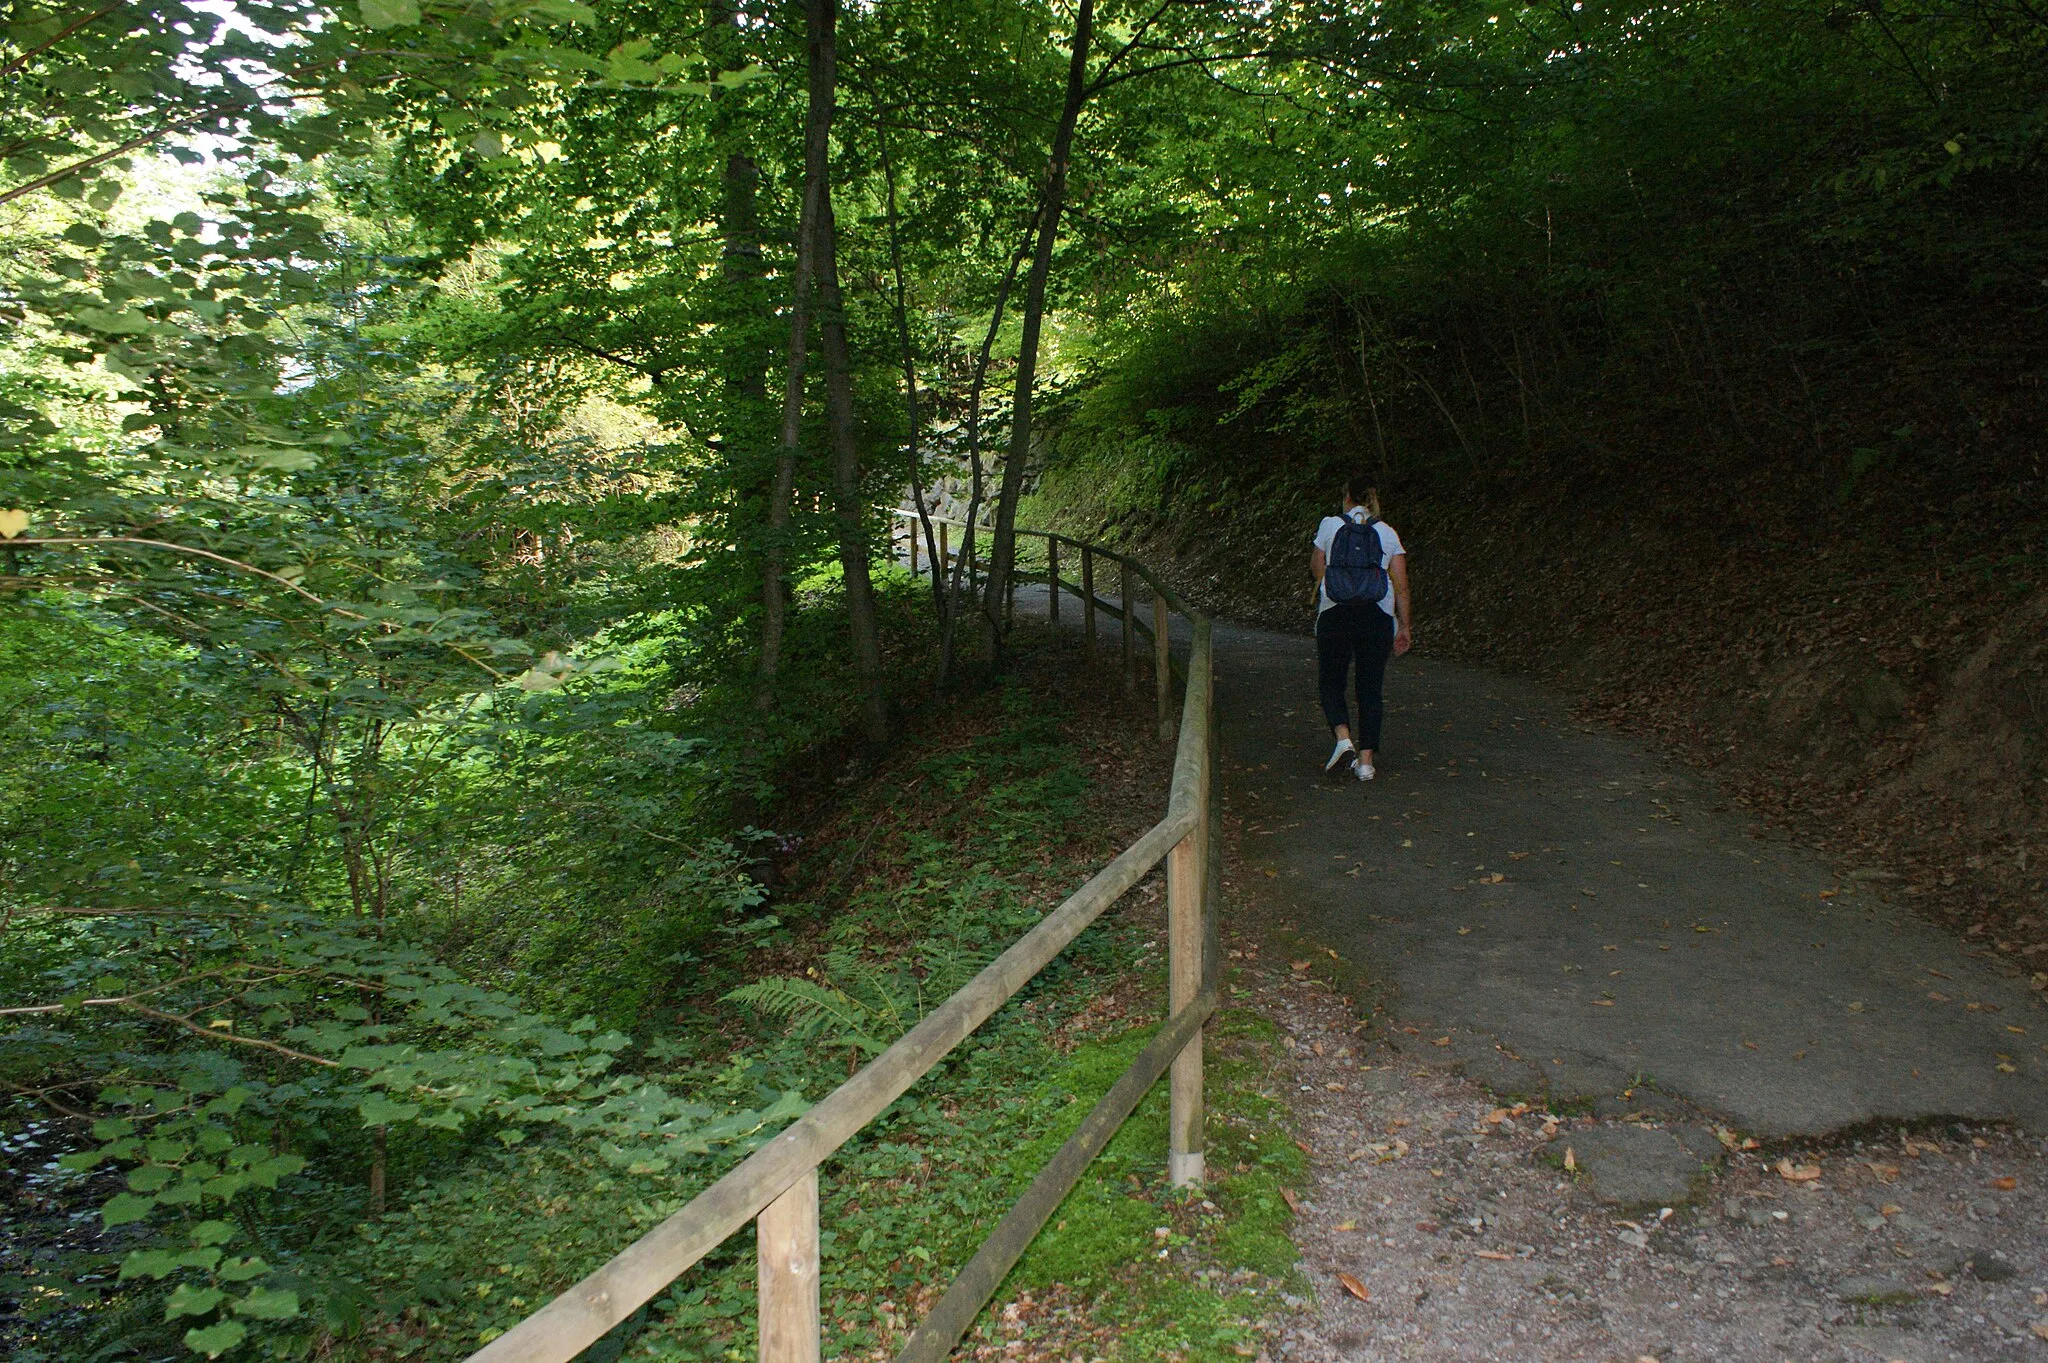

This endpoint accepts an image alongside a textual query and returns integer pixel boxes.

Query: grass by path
[322,629,1313,1362]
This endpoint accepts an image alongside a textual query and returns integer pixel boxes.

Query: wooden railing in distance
[469,516,1217,1363]
[886,510,1183,740]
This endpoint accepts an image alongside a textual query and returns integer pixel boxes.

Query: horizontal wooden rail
[894,985,1218,1363]
[883,506,1193,618]
[473,520,1217,1363]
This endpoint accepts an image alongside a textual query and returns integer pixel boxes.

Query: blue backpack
[1324,515,1389,605]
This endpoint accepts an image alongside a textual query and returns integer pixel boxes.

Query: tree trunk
[754,1,831,710]
[877,127,939,622]
[939,204,1039,686]
[982,0,1093,655]
[807,0,889,743]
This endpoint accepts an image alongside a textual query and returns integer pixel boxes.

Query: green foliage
[1032,1,2048,553]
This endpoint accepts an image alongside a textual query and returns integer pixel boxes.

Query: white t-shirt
[1313,510,1404,616]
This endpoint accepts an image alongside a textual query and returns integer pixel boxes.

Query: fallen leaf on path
[1990,1176,2018,1190]
[1866,1162,1902,1182]
[1776,1158,1823,1182]
[1290,960,1311,971]
[1432,1035,1451,1046]
[1928,991,1950,1002]
[1280,1189,1302,1214]
[1457,927,1472,935]
[1336,1272,1370,1301]
[1294,1138,1313,1154]
[1564,1147,1577,1171]
[1484,1108,1509,1124]
[2030,1319,2048,1342]
[1997,1062,2018,1073]
[1474,1250,1512,1261]
[1333,1220,1358,1232]
[1592,999,1615,1007]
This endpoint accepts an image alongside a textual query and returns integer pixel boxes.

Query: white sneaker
[1356,760,1375,781]
[1324,738,1356,774]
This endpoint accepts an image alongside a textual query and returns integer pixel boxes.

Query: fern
[725,942,997,1057]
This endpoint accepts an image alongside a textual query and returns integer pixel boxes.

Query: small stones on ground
[1235,930,2048,1363]
[1833,1272,1918,1303]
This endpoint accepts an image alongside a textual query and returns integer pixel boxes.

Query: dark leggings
[1317,602,1394,750]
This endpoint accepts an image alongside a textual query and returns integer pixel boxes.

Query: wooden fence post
[1047,538,1059,624]
[1153,593,1171,742]
[1119,560,1134,694]
[1081,547,1096,666]
[757,1171,820,1363]
[1166,712,1207,1188]
[1205,691,1222,997]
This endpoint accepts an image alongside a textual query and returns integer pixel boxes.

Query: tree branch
[0,0,124,82]
[7,536,368,619]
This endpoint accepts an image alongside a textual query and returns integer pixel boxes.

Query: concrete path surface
[1206,616,2048,1138]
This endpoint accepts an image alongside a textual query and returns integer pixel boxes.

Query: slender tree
[806,0,891,742]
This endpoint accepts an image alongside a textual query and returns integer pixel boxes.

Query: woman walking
[1311,478,1411,780]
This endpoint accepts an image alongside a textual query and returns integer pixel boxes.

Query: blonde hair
[1344,480,1381,518]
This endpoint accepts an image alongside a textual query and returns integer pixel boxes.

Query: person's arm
[1310,546,1326,608]
[1389,552,1412,655]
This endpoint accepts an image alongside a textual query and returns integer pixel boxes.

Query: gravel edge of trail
[1223,891,2048,1363]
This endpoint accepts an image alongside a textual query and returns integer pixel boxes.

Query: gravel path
[976,575,2048,1358]
[1232,941,2048,1363]
[1215,623,2047,1136]
[1196,612,2048,1360]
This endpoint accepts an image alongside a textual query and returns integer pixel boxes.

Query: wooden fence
[469,513,1218,1363]
[890,512,1183,739]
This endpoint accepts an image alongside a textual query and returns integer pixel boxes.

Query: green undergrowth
[988,1005,1308,1361]
[316,648,1305,1363]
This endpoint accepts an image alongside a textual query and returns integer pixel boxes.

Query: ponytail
[1344,479,1381,519]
